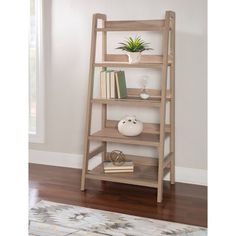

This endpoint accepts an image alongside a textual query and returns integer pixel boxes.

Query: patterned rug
[29,201,207,236]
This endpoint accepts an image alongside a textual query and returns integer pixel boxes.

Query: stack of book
[103,161,134,173]
[100,70,127,99]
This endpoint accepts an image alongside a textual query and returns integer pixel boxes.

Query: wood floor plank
[29,163,207,227]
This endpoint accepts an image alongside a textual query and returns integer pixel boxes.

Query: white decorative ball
[118,115,143,136]
[140,92,150,99]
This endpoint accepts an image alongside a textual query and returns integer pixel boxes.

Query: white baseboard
[29,149,207,186]
[163,167,207,186]
[29,149,101,170]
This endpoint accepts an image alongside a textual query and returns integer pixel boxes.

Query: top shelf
[96,19,166,32]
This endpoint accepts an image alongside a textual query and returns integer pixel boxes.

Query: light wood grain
[101,15,108,163]
[163,152,174,168]
[105,54,173,64]
[157,11,172,203]
[169,12,176,185]
[87,163,169,188]
[88,145,105,159]
[81,12,175,203]
[92,97,162,107]
[95,62,164,69]
[89,128,170,147]
[93,13,106,21]
[97,19,166,32]
[105,120,171,134]
[101,104,107,162]
[81,14,98,191]
[95,54,173,68]
[127,88,171,99]
[105,152,158,166]
[105,152,173,167]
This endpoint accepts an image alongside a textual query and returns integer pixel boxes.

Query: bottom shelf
[86,163,170,188]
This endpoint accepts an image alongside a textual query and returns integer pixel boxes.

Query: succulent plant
[116,36,153,52]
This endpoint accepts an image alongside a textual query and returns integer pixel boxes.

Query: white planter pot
[118,115,143,136]
[127,52,141,64]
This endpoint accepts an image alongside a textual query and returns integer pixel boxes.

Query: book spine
[115,71,121,98]
[100,71,106,99]
[110,71,115,99]
[106,71,111,99]
[119,70,127,98]
[104,167,134,170]
[104,169,134,173]
[103,161,134,170]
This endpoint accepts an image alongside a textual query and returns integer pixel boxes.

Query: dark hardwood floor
[29,163,207,227]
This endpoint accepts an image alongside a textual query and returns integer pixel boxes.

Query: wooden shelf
[92,89,171,107]
[105,120,171,135]
[95,61,163,68]
[96,27,165,32]
[92,97,162,107]
[95,54,173,68]
[89,127,169,147]
[95,19,166,32]
[81,11,176,203]
[86,162,169,188]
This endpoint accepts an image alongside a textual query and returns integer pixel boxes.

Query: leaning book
[115,70,127,99]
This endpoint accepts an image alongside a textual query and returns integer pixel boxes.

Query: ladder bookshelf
[81,11,175,203]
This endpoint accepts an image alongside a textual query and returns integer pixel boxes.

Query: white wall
[30,0,207,171]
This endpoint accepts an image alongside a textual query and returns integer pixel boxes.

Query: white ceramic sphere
[140,92,150,99]
[118,116,143,136]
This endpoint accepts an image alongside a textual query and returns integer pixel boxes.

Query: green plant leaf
[116,36,153,52]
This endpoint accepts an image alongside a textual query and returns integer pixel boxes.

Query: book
[100,70,106,98]
[110,71,116,98]
[104,167,134,171]
[103,161,134,170]
[106,70,111,99]
[104,169,134,173]
[115,71,127,99]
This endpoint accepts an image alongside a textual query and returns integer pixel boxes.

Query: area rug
[29,200,207,236]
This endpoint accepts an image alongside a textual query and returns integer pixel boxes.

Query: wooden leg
[80,14,102,191]
[170,100,175,184]
[157,181,163,203]
[101,142,107,162]
[101,104,107,162]
[157,14,169,202]
[169,18,175,185]
[170,66,175,185]
[80,97,93,191]
[80,140,90,191]
[170,153,175,184]
[157,147,164,203]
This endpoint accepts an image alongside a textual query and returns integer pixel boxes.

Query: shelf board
[95,19,166,32]
[92,97,162,107]
[96,27,165,32]
[105,120,171,135]
[86,163,170,188]
[89,128,167,147]
[94,54,173,68]
[95,61,164,68]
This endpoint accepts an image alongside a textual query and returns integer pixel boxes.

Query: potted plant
[116,36,153,64]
